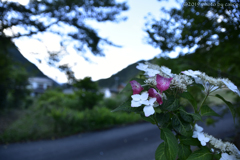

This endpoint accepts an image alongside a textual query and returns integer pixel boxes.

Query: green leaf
[179,136,201,146]
[213,153,221,159]
[200,105,219,117]
[172,114,192,136]
[186,147,212,160]
[178,108,202,122]
[180,92,198,112]
[155,142,167,160]
[161,96,179,111]
[190,83,204,90]
[112,98,142,112]
[180,110,193,122]
[190,113,202,122]
[141,114,155,124]
[178,144,192,160]
[155,107,162,114]
[156,112,170,127]
[160,128,178,160]
[215,94,236,123]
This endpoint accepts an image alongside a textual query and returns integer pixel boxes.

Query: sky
[5,0,181,83]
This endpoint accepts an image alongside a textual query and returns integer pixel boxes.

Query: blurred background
[0,0,240,158]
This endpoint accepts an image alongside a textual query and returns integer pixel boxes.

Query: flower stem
[153,116,161,130]
[199,93,209,112]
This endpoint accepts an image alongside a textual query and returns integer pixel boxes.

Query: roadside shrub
[75,90,103,110]
[0,105,141,143]
[98,98,119,110]
[0,109,54,143]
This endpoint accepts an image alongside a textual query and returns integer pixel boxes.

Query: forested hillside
[97,60,146,88]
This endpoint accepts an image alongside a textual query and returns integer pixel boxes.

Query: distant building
[100,83,126,98]
[27,77,53,96]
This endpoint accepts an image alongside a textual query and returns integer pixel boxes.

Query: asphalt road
[0,112,237,160]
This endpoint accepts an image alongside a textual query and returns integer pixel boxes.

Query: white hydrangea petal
[140,91,149,101]
[192,131,198,138]
[194,77,204,85]
[221,79,240,96]
[195,124,203,132]
[161,66,173,77]
[136,63,148,71]
[141,100,150,105]
[182,70,201,78]
[146,68,160,77]
[131,94,141,101]
[131,100,141,107]
[149,97,156,105]
[197,132,210,146]
[143,106,155,117]
[200,140,207,146]
[220,153,237,160]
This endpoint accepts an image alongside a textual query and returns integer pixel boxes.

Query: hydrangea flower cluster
[130,76,171,117]
[130,62,240,117]
[116,62,240,160]
[182,70,240,96]
[205,133,240,160]
[142,62,193,92]
[192,124,210,146]
[192,124,240,160]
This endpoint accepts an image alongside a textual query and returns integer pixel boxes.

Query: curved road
[0,112,237,160]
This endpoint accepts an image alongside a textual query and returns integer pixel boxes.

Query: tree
[145,0,240,85]
[74,77,103,110]
[0,37,29,109]
[0,0,128,108]
[0,0,128,65]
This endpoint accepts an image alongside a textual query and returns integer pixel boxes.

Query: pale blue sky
[8,0,181,83]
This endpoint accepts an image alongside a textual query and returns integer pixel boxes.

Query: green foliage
[49,106,140,135]
[172,114,192,137]
[0,86,142,143]
[179,136,201,146]
[74,77,99,91]
[73,77,104,110]
[97,61,144,89]
[113,62,240,160]
[0,109,54,142]
[160,128,179,160]
[186,147,212,160]
[75,90,103,110]
[37,86,103,111]
[98,98,119,110]
[155,143,167,160]
[215,94,236,123]
[0,104,141,143]
[156,112,170,127]
[180,92,198,112]
[160,96,179,111]
[178,144,192,160]
[0,39,29,110]
[200,105,219,117]
[147,0,240,87]
[178,108,202,122]
[112,98,142,113]
[1,0,128,58]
